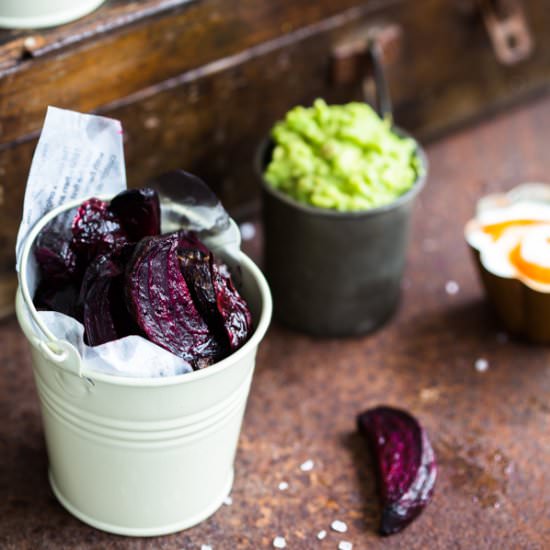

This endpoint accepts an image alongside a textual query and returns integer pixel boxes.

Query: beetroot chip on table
[357,406,437,535]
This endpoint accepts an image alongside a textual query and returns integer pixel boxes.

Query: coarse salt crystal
[278,481,289,491]
[300,459,314,472]
[338,542,353,550]
[420,387,440,403]
[223,496,233,505]
[475,358,489,372]
[316,530,327,540]
[331,520,347,533]
[273,536,286,548]
[445,280,460,295]
[24,36,37,49]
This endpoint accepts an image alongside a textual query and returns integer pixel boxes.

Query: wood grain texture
[1,93,550,548]
[0,0,393,144]
[0,1,191,52]
[390,0,550,136]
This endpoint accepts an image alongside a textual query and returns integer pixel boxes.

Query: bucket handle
[17,196,111,375]
[38,339,68,363]
[18,257,69,365]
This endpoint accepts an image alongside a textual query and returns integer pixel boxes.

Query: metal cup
[257,135,427,337]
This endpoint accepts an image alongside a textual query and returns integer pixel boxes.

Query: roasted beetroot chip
[109,188,161,241]
[357,406,437,536]
[79,253,136,346]
[178,231,210,256]
[177,231,252,351]
[211,261,252,350]
[33,228,80,318]
[178,248,224,338]
[126,232,225,368]
[71,198,127,266]
[34,281,79,319]
[34,229,77,283]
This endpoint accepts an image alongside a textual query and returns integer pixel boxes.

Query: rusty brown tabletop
[2,95,550,549]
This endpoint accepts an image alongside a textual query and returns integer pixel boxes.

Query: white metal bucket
[15,199,272,536]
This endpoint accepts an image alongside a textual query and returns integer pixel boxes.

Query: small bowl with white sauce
[465,182,550,343]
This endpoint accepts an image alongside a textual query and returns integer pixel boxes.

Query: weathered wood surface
[1,93,550,549]
[0,0,396,143]
[1,0,550,317]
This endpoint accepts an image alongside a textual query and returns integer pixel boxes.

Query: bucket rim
[18,194,272,387]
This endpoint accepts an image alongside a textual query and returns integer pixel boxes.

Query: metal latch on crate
[457,0,534,64]
[480,0,533,64]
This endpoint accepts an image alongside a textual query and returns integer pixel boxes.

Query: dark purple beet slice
[178,231,210,256]
[357,406,437,535]
[178,248,223,336]
[109,188,161,241]
[126,232,224,368]
[177,233,229,351]
[79,253,137,346]
[71,198,127,267]
[211,260,252,350]
[177,231,252,351]
[34,229,77,283]
[34,281,79,319]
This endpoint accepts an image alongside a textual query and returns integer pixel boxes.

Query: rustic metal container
[258,135,427,337]
[468,247,550,343]
[16,196,272,536]
[465,183,550,344]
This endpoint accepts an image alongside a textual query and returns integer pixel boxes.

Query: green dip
[264,99,422,211]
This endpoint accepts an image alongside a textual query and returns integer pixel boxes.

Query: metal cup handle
[366,38,393,122]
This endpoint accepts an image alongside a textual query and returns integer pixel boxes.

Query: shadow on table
[392,297,544,375]
[341,431,381,535]
[385,297,544,374]
[399,298,501,347]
